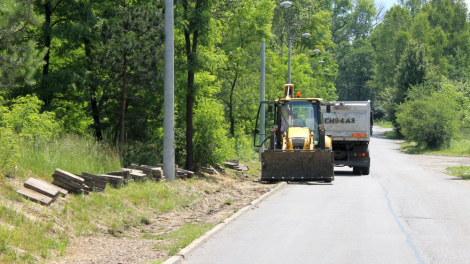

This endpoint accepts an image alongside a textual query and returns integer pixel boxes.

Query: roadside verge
[163,182,287,264]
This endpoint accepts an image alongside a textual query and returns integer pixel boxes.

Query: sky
[378,0,470,11]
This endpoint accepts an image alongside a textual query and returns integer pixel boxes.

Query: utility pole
[259,40,266,159]
[163,0,175,181]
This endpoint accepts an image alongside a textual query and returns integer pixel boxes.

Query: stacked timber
[52,168,87,193]
[81,172,107,191]
[214,163,226,174]
[224,160,249,172]
[176,168,195,179]
[17,177,67,206]
[199,166,219,175]
[130,164,164,181]
[82,172,124,188]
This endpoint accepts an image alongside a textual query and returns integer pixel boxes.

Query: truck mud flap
[261,150,334,182]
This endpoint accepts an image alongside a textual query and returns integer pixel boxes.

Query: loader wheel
[362,167,370,175]
[353,167,362,175]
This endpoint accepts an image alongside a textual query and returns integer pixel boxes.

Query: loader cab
[254,98,324,150]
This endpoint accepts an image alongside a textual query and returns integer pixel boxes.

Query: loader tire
[353,167,362,175]
[362,167,370,175]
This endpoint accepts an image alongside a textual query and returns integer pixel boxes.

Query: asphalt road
[184,127,470,264]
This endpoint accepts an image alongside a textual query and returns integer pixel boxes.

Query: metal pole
[259,40,266,159]
[288,38,292,83]
[163,0,175,181]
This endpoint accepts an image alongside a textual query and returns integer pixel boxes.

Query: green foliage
[396,92,460,148]
[193,98,235,167]
[0,0,45,90]
[0,127,19,175]
[0,95,62,142]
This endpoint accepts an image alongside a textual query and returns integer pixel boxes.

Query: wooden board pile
[224,160,249,172]
[52,168,89,193]
[199,166,220,175]
[214,164,226,174]
[130,164,164,181]
[17,177,67,206]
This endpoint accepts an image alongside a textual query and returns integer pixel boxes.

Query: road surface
[184,126,470,264]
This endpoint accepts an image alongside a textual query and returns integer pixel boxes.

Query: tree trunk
[119,48,128,155]
[229,69,238,136]
[41,0,52,107]
[84,36,103,141]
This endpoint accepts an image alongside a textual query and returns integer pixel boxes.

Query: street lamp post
[281,2,310,83]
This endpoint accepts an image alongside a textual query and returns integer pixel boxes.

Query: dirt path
[49,173,275,264]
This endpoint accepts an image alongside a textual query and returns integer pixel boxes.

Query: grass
[374,120,394,128]
[0,203,68,263]
[153,223,215,256]
[384,130,402,139]
[16,134,121,181]
[63,180,198,236]
[446,166,470,180]
[400,140,470,156]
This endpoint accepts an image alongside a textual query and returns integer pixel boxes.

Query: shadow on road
[334,170,362,177]
[286,182,333,186]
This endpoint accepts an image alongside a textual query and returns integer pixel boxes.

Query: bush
[0,127,19,175]
[193,98,235,167]
[396,93,460,148]
[0,95,62,142]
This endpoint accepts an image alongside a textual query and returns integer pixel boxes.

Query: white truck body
[321,101,371,175]
[321,101,371,141]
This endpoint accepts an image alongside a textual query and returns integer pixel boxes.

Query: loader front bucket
[261,150,334,182]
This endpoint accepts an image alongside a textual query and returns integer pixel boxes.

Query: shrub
[193,98,235,167]
[0,95,62,142]
[396,93,460,148]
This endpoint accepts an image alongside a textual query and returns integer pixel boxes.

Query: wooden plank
[17,188,54,205]
[97,174,124,182]
[108,170,130,179]
[24,178,60,198]
[81,173,107,188]
[54,168,84,183]
[130,171,147,181]
[52,174,83,190]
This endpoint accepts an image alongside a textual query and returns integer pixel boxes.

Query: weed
[384,130,402,139]
[153,223,215,256]
[401,140,470,157]
[375,120,394,128]
[224,199,233,205]
[446,166,470,180]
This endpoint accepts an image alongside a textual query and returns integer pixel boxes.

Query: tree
[0,0,44,90]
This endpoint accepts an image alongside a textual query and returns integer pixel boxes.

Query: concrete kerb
[162,182,287,264]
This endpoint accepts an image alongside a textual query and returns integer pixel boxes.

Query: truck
[253,84,335,182]
[321,101,371,175]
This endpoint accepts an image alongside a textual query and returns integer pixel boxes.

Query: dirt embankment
[49,172,275,264]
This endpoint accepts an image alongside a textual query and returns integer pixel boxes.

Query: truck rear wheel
[353,167,362,175]
[362,167,370,175]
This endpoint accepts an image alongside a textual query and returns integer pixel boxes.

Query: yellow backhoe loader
[254,84,334,182]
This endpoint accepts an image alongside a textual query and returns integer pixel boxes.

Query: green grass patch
[446,166,470,179]
[62,180,198,236]
[375,120,394,128]
[153,223,215,255]
[384,130,402,139]
[400,140,470,156]
[0,203,68,263]
[16,134,121,181]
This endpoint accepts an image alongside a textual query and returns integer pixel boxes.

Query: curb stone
[162,182,287,264]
